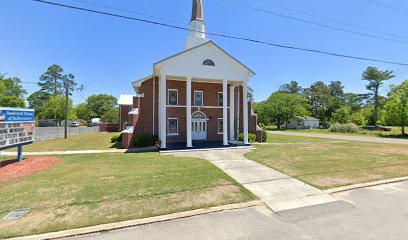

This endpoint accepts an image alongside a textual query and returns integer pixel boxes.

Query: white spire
[184,0,208,50]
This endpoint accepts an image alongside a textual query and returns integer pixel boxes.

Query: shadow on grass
[380,134,408,139]
[109,141,123,149]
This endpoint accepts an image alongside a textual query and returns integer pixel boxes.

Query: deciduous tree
[0,72,27,108]
[385,80,408,135]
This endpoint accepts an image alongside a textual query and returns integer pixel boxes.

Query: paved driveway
[271,131,408,145]
[71,181,408,240]
[174,149,336,212]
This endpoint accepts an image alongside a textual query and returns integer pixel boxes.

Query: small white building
[287,116,320,129]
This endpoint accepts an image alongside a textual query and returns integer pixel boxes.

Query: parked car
[39,120,57,127]
[69,122,79,127]
[87,122,93,127]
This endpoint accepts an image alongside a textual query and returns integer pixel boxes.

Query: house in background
[286,116,320,129]
[118,0,262,149]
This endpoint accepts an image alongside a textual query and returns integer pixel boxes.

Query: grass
[268,125,407,139]
[246,140,408,190]
[6,132,122,152]
[265,133,332,143]
[0,153,255,238]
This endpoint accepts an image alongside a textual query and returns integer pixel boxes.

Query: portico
[157,74,249,149]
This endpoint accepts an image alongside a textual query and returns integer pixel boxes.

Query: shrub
[237,133,257,143]
[134,134,159,148]
[350,112,368,126]
[111,132,122,143]
[258,123,268,142]
[328,123,359,133]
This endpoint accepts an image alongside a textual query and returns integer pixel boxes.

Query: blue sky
[1,0,408,104]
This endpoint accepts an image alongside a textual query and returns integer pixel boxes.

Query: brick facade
[120,77,261,148]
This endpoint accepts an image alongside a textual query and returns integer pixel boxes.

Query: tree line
[0,64,119,125]
[254,66,407,135]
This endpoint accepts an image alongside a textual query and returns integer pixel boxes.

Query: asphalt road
[34,126,99,141]
[71,181,408,240]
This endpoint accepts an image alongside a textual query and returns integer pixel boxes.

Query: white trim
[167,118,179,135]
[168,89,179,106]
[159,74,167,149]
[229,85,235,141]
[186,77,193,148]
[218,92,223,107]
[166,105,229,109]
[222,80,229,146]
[217,118,224,134]
[194,90,204,107]
[243,81,249,144]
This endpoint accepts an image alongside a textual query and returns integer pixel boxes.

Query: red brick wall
[124,77,261,148]
[119,105,131,131]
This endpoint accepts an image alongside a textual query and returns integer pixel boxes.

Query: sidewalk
[175,149,337,212]
[0,146,157,156]
[270,131,408,145]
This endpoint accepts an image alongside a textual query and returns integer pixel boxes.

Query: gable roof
[118,94,135,105]
[154,40,255,76]
[295,116,319,121]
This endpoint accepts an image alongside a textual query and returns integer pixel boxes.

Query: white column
[159,74,167,149]
[229,85,235,141]
[223,80,229,146]
[243,81,249,144]
[186,77,193,148]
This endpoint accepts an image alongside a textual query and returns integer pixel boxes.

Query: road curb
[9,200,262,240]
[325,177,408,194]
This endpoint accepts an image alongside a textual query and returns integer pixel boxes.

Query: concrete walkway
[271,131,408,145]
[175,149,336,212]
[0,147,156,156]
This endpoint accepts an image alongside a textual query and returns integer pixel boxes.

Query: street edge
[325,177,408,194]
[9,200,262,240]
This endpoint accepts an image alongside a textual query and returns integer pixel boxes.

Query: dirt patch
[0,156,62,184]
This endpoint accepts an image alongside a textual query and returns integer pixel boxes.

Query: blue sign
[0,107,35,122]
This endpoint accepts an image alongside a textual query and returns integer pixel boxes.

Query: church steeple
[191,0,204,21]
[184,0,208,50]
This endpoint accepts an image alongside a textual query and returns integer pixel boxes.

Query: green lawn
[246,141,408,190]
[7,132,121,152]
[265,133,332,143]
[269,126,407,139]
[0,153,255,238]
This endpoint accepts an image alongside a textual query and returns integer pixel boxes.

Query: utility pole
[64,77,69,139]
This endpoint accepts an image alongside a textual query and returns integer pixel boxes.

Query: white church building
[119,0,262,149]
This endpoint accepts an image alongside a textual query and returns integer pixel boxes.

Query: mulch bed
[0,156,62,184]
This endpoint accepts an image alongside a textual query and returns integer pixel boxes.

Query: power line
[31,0,408,67]
[227,1,408,45]
[242,0,408,41]
[68,0,187,26]
[362,0,408,15]
[75,89,87,101]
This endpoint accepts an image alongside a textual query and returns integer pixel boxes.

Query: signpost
[0,107,35,162]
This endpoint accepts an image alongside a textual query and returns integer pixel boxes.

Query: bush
[134,134,159,148]
[328,123,359,133]
[111,132,122,143]
[236,133,257,143]
[258,123,268,142]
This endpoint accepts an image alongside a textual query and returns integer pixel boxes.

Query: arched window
[203,59,215,66]
[192,112,206,119]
